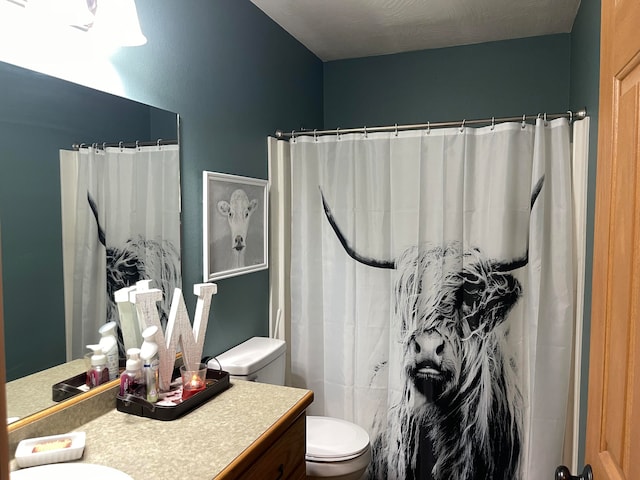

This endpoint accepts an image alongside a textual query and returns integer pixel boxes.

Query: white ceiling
[250,0,581,62]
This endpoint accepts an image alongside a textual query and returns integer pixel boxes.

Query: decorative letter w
[126,281,217,391]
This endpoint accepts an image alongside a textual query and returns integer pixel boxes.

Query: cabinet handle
[275,463,284,480]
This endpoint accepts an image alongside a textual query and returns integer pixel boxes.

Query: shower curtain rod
[71,139,178,150]
[274,108,587,139]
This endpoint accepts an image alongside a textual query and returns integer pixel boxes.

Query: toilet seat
[306,416,370,462]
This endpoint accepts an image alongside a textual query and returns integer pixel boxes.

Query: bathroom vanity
[8,379,313,480]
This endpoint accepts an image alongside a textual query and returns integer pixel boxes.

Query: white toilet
[211,337,371,480]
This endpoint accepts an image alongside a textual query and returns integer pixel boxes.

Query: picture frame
[203,171,269,282]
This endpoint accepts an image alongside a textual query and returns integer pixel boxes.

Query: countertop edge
[214,389,314,479]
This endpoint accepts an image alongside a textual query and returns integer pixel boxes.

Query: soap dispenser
[140,325,159,403]
[120,347,143,396]
[99,321,119,381]
[86,344,110,388]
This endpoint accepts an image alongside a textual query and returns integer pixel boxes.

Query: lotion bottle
[99,321,119,381]
[86,344,109,388]
[119,348,143,396]
[140,325,159,403]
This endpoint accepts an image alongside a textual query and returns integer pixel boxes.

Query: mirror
[0,60,180,424]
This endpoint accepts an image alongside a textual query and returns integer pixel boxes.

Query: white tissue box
[14,432,85,468]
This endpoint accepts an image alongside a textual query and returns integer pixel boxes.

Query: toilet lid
[306,416,370,461]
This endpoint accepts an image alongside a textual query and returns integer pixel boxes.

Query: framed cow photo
[203,171,269,282]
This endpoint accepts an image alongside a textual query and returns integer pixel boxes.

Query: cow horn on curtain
[269,116,590,479]
[318,173,545,273]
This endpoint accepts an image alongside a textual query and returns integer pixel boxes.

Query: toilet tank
[211,337,286,385]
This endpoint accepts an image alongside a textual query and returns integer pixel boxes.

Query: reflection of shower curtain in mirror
[60,145,181,360]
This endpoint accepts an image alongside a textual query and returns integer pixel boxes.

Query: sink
[11,463,134,479]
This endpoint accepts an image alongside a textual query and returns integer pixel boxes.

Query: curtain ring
[394,124,398,136]
[291,130,296,143]
[336,127,341,140]
[521,114,527,129]
[102,142,106,151]
[544,112,548,126]
[119,141,124,151]
[426,121,430,135]
[491,117,495,131]
[363,126,368,138]
[313,129,318,142]
[459,119,466,133]
[92,143,98,150]
[567,110,573,123]
[135,140,140,150]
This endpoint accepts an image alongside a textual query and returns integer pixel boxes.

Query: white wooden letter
[129,281,217,392]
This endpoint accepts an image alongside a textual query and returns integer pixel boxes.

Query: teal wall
[324,34,572,127]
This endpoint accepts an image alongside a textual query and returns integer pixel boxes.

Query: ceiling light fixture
[2,0,147,47]
[89,0,147,47]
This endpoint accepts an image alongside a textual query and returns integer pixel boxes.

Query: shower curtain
[60,144,181,360]
[269,117,590,479]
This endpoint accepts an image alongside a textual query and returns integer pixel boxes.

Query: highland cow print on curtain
[287,118,577,479]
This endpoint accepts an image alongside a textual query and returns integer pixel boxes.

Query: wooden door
[586,0,640,478]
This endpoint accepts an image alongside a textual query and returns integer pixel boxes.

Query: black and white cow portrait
[217,188,259,269]
[319,176,544,480]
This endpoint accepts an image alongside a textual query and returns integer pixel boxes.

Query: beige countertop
[10,379,313,480]
[6,359,87,422]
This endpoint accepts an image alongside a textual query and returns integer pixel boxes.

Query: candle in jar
[182,374,206,400]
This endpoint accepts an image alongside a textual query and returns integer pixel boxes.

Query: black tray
[52,372,89,402]
[115,368,230,421]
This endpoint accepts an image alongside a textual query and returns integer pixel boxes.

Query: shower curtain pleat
[269,117,589,479]
[567,116,590,472]
[268,137,292,383]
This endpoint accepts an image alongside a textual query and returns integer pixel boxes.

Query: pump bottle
[140,325,159,403]
[86,344,110,388]
[119,348,143,396]
[99,321,119,381]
